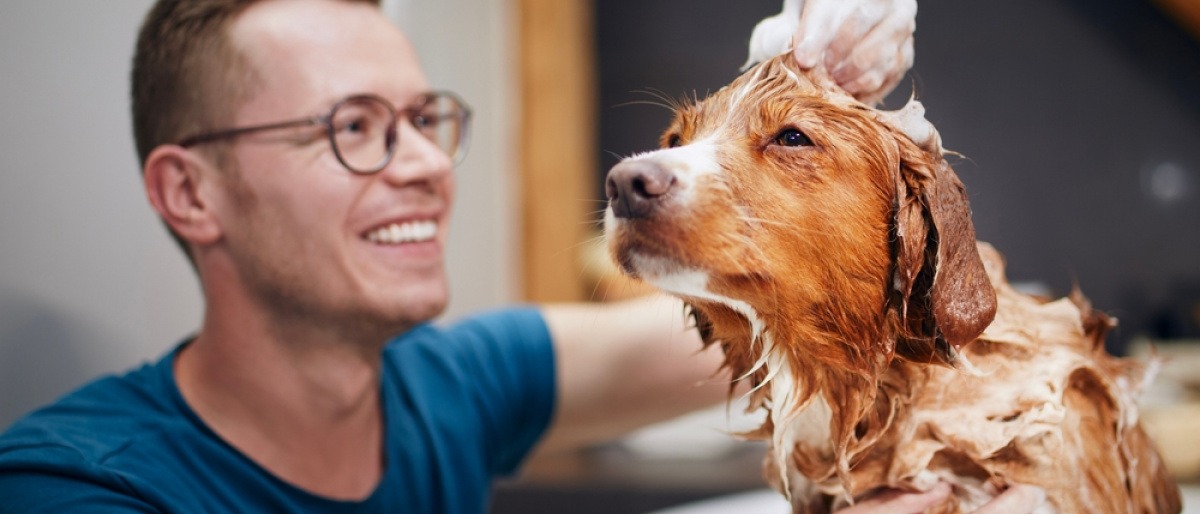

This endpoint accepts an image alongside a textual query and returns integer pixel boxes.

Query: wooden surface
[516,0,597,303]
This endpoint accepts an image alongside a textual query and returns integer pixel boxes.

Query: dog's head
[604,55,997,378]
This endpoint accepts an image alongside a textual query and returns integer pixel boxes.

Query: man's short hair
[130,0,381,256]
[131,0,382,165]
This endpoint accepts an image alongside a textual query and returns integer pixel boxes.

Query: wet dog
[603,54,1181,513]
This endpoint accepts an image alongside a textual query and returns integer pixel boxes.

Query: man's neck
[175,288,392,501]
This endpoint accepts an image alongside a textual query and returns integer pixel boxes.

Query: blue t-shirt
[0,308,556,513]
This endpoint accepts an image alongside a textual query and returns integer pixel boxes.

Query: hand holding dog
[791,0,916,104]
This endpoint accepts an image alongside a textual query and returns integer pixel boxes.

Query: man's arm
[535,294,732,453]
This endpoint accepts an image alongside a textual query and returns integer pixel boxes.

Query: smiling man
[0,1,1043,513]
[0,1,729,511]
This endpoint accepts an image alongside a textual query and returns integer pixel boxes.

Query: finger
[845,72,886,104]
[792,0,851,68]
[874,35,914,101]
[833,3,913,81]
[834,9,914,98]
[972,484,1047,514]
[846,35,912,104]
[833,40,897,93]
[822,0,890,72]
[822,27,871,76]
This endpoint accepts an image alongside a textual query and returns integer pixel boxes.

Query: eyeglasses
[177,91,472,173]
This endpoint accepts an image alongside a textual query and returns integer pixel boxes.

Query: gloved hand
[791,0,916,104]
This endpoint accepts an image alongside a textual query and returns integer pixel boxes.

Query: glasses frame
[176,90,472,173]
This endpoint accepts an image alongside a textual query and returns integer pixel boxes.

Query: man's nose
[605,159,677,219]
[380,123,453,183]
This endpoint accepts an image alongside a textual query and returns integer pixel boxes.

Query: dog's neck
[691,291,911,499]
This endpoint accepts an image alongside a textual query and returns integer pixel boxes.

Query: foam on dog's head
[742,0,802,70]
[744,0,944,154]
[874,99,943,155]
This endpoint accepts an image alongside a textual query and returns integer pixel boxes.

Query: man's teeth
[366,220,438,244]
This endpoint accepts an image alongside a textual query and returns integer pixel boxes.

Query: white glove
[792,0,916,104]
[747,0,916,104]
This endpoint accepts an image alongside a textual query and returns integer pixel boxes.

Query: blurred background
[1,0,1197,512]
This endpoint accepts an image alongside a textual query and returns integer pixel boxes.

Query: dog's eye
[773,128,812,147]
[666,134,682,148]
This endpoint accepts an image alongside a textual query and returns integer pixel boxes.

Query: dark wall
[595,0,1200,351]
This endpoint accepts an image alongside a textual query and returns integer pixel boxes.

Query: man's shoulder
[0,356,188,471]
[0,350,290,512]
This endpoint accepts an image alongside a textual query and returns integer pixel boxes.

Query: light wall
[0,0,517,428]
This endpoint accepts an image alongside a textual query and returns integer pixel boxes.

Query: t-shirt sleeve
[0,448,157,513]
[444,307,556,476]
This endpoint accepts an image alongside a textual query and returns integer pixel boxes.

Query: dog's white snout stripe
[625,139,721,207]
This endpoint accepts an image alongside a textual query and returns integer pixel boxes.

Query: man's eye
[336,116,374,135]
[773,128,812,147]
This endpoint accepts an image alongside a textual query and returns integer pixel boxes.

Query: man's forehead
[230,0,407,59]
[228,0,429,111]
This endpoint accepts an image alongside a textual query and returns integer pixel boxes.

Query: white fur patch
[624,254,779,381]
[766,351,833,500]
[624,252,831,500]
[731,62,768,108]
[628,254,763,337]
[624,140,721,208]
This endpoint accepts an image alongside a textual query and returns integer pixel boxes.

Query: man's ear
[142,146,223,248]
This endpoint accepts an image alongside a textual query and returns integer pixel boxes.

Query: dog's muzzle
[605,159,677,219]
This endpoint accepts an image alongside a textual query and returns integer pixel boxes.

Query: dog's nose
[606,160,677,219]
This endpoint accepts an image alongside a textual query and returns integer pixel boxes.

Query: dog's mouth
[619,250,676,279]
[605,184,765,280]
[611,244,718,300]
[606,212,754,290]
[606,223,678,278]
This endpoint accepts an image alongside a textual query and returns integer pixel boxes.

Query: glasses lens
[330,96,396,173]
[411,93,471,165]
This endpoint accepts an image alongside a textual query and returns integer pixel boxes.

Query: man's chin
[349,277,450,338]
[401,299,448,326]
[347,303,445,347]
[381,293,448,332]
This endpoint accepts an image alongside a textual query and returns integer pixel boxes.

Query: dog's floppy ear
[886,111,997,366]
[919,158,998,348]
